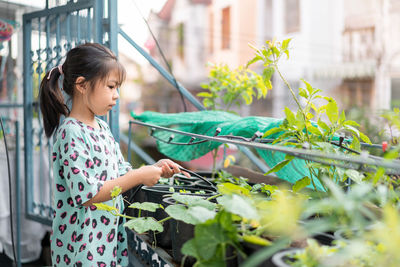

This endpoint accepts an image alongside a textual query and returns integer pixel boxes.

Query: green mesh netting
[131,110,324,191]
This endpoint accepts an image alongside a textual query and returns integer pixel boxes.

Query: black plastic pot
[164,197,237,267]
[271,248,303,267]
[163,197,196,266]
[173,173,200,183]
[193,178,217,190]
[142,185,217,249]
[312,232,335,246]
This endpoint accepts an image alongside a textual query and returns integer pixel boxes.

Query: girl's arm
[82,165,162,207]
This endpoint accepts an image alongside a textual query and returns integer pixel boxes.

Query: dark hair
[39,43,125,137]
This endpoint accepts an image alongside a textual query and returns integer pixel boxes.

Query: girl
[40,43,185,266]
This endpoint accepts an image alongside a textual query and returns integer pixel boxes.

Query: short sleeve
[97,118,132,177]
[58,128,104,206]
[116,141,132,176]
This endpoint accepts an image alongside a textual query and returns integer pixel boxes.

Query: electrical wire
[131,0,188,112]
[0,117,17,266]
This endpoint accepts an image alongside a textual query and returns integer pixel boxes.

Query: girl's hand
[138,165,162,186]
[153,159,190,178]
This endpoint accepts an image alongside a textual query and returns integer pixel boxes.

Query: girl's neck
[69,103,100,130]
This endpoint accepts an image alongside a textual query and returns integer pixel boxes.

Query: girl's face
[85,69,120,116]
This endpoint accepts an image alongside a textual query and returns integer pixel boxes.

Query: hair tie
[47,65,64,80]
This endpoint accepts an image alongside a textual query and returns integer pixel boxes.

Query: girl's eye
[108,85,115,89]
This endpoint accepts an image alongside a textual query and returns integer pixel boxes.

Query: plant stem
[158,216,172,224]
[274,63,312,143]
[274,64,302,111]
[113,213,135,220]
[212,148,218,178]
[207,193,223,201]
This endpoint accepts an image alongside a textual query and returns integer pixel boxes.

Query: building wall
[169,0,209,87]
[258,0,344,116]
[206,0,258,68]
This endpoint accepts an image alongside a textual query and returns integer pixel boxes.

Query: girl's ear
[75,76,87,94]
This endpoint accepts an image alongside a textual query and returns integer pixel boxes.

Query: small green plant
[247,39,372,192]
[94,186,165,233]
[197,63,271,177]
[198,63,270,113]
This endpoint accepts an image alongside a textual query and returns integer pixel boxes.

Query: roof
[158,0,175,21]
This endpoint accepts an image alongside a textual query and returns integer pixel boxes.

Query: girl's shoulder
[54,117,87,142]
[54,117,115,143]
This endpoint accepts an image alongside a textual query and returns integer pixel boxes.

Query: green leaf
[284,49,289,59]
[171,193,217,210]
[299,87,308,99]
[217,194,259,220]
[265,79,272,90]
[217,183,250,196]
[359,131,372,144]
[295,110,305,130]
[326,99,339,124]
[262,67,275,81]
[343,120,360,127]
[262,127,283,138]
[110,186,122,198]
[165,204,216,224]
[350,136,361,151]
[124,217,163,233]
[203,98,214,108]
[197,92,213,98]
[292,176,311,193]
[306,112,314,120]
[284,107,296,125]
[242,235,272,246]
[187,206,217,223]
[307,125,322,136]
[373,167,385,184]
[181,239,200,258]
[339,110,346,124]
[344,125,360,138]
[271,47,280,58]
[281,38,292,50]
[301,79,314,95]
[93,203,118,213]
[241,91,252,105]
[345,169,364,184]
[264,159,291,175]
[195,222,228,261]
[246,55,263,67]
[318,119,330,133]
[128,202,161,212]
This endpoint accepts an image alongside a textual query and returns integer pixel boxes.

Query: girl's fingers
[162,164,173,178]
[181,171,191,178]
[169,162,181,174]
[158,159,190,178]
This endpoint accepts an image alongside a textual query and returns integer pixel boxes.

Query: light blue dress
[50,117,132,267]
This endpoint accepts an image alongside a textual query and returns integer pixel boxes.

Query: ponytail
[39,65,69,138]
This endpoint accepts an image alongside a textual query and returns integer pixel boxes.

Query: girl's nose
[113,89,119,100]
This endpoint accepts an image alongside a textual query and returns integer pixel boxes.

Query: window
[285,0,300,33]
[221,6,230,49]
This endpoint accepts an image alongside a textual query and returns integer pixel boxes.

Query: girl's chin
[96,111,109,116]
[96,106,113,116]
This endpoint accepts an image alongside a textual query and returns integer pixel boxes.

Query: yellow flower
[224,155,236,168]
